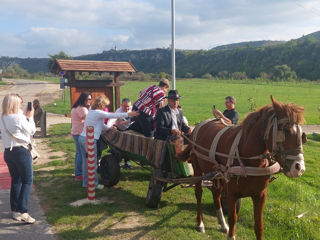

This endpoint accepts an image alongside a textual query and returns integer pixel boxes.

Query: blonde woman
[0,93,36,223]
[78,95,139,189]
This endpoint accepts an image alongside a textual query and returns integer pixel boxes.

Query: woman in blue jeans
[0,93,36,223]
[78,95,139,189]
[71,92,92,181]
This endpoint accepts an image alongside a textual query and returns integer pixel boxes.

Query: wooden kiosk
[52,59,137,111]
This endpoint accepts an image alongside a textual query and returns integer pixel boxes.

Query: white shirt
[80,109,128,139]
[0,113,36,149]
[182,116,188,126]
[106,106,132,131]
[169,107,179,130]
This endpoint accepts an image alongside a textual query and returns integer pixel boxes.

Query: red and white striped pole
[86,126,95,201]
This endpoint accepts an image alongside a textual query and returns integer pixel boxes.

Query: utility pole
[171,0,176,90]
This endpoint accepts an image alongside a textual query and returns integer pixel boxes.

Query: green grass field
[121,79,320,125]
[34,123,320,239]
[44,79,320,124]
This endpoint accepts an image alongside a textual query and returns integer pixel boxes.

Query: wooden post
[86,126,95,201]
[68,71,75,108]
[114,72,121,110]
[40,111,46,138]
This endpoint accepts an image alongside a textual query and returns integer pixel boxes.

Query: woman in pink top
[71,93,92,180]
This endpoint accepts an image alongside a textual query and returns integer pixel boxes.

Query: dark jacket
[155,105,190,141]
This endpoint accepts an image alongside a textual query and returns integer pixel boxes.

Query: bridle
[264,114,304,167]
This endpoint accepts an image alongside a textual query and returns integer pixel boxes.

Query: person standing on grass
[129,78,170,137]
[78,95,139,189]
[212,96,239,125]
[0,93,36,224]
[71,93,92,181]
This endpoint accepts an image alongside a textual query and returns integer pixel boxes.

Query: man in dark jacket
[155,90,192,141]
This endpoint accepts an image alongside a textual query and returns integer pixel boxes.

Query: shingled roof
[52,59,137,73]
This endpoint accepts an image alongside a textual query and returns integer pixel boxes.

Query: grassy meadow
[43,78,320,124]
[34,123,320,240]
[121,79,320,125]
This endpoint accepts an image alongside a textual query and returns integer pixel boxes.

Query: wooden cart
[100,129,241,211]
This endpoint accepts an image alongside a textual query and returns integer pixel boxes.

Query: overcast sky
[0,0,319,58]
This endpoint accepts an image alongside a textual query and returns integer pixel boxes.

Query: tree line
[1,34,320,81]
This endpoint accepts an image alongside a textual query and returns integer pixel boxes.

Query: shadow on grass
[35,167,221,240]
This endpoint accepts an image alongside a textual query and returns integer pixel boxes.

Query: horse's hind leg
[192,158,205,233]
[227,192,238,240]
[209,181,229,234]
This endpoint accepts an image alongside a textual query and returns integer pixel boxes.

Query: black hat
[166,90,182,99]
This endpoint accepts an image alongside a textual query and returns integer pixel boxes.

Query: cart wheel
[99,154,120,187]
[146,175,163,208]
[221,196,241,215]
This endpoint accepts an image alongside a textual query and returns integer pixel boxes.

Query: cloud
[0,0,320,57]
[0,28,111,57]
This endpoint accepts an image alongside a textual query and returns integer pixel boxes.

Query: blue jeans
[78,135,99,187]
[72,135,82,177]
[4,146,33,213]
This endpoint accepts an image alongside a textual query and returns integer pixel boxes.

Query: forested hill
[1,32,320,80]
[212,40,285,50]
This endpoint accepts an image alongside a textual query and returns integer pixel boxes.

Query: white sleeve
[106,118,116,128]
[102,123,110,131]
[19,115,36,136]
[97,110,128,119]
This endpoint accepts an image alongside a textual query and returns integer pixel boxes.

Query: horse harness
[185,115,304,180]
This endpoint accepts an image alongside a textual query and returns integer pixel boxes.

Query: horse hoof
[227,236,235,240]
[196,225,205,233]
[221,226,229,234]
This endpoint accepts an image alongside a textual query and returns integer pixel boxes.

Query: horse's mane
[241,101,305,139]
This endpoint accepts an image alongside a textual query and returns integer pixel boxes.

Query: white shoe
[96,184,104,190]
[20,213,36,224]
[12,211,21,221]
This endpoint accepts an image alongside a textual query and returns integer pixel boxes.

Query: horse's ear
[271,95,282,118]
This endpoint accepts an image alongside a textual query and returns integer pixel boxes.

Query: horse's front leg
[252,192,267,240]
[191,157,206,233]
[195,180,205,233]
[209,182,229,234]
[227,193,238,240]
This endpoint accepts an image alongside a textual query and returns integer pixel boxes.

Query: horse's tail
[175,142,193,162]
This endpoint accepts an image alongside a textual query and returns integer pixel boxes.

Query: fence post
[40,111,46,138]
[86,126,95,201]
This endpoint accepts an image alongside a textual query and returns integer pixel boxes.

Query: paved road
[0,79,57,240]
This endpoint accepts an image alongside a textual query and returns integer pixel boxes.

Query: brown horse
[176,96,306,240]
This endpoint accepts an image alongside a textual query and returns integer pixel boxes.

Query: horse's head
[265,96,306,178]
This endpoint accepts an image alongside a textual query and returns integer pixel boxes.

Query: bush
[217,70,229,79]
[185,72,193,78]
[201,73,213,79]
[2,64,32,79]
[231,72,247,80]
[272,65,297,81]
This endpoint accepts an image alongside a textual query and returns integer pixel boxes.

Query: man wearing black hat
[155,90,192,141]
